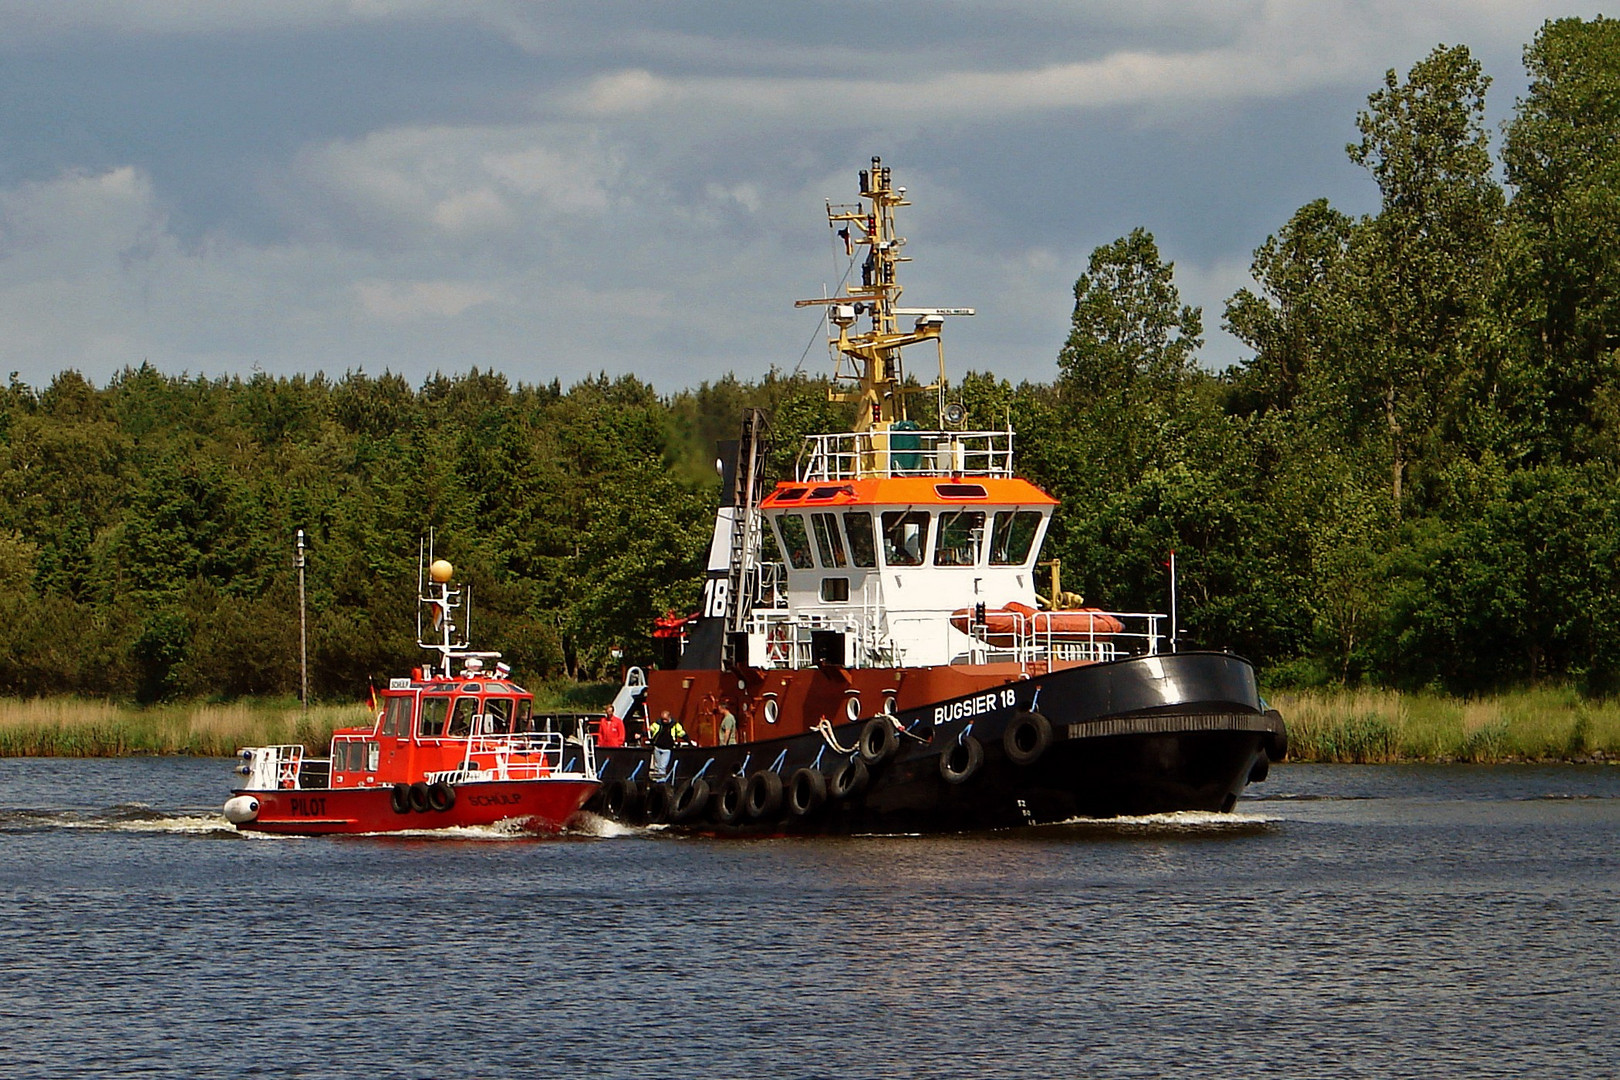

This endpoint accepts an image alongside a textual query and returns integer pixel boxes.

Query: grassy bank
[0,697,373,757]
[1270,687,1620,763]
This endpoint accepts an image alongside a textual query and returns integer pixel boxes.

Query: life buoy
[671,778,710,823]
[787,768,827,816]
[829,757,868,800]
[939,735,985,784]
[427,781,456,812]
[408,781,431,812]
[745,771,784,819]
[1004,711,1052,766]
[716,774,748,825]
[390,783,412,814]
[602,777,640,820]
[642,782,673,825]
[858,717,898,765]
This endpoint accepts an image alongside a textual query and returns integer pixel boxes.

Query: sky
[0,1,1607,394]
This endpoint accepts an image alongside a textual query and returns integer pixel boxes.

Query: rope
[813,719,857,755]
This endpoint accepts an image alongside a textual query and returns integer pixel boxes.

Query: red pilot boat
[585,158,1287,833]
[223,555,599,836]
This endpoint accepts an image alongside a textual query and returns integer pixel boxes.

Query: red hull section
[231,779,598,836]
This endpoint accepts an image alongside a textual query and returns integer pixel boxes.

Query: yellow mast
[794,157,971,436]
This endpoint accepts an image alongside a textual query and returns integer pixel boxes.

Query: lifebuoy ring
[829,757,868,800]
[787,768,827,816]
[408,781,431,812]
[939,735,984,784]
[642,781,673,825]
[390,783,412,814]
[671,778,710,822]
[745,771,784,819]
[1003,711,1052,766]
[858,717,898,765]
[716,774,748,825]
[427,781,456,812]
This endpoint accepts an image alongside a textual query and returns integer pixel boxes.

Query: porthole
[764,698,780,725]
[882,693,897,715]
[845,695,861,722]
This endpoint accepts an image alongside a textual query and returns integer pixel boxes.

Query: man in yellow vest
[648,710,686,781]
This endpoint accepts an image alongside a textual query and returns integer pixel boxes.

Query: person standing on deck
[648,710,686,781]
[597,707,625,749]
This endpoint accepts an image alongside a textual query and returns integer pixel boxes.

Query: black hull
[576,651,1286,834]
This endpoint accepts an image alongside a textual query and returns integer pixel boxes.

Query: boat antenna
[295,528,308,711]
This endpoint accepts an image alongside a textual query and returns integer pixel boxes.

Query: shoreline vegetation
[1,688,1615,764]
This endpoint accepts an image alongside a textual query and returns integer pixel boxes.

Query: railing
[434,731,594,783]
[798,429,1015,481]
[951,609,1167,672]
[238,744,306,789]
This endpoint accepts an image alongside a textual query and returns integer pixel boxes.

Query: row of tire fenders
[599,711,1056,827]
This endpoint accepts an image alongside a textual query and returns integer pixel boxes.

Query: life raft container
[949,601,1124,645]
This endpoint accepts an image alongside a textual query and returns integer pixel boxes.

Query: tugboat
[587,158,1287,833]
[223,555,599,835]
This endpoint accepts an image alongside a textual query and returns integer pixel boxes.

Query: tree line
[2,18,1617,700]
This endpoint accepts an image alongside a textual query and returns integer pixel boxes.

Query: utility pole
[296,529,308,710]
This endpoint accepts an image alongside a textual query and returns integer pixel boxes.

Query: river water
[1,758,1616,1079]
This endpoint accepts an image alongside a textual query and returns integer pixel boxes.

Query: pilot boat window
[843,512,877,567]
[419,696,450,738]
[990,510,1044,565]
[811,513,848,568]
[512,698,535,733]
[820,577,850,602]
[776,514,815,569]
[447,697,478,738]
[934,510,985,566]
[483,697,512,734]
[379,695,412,736]
[881,510,930,566]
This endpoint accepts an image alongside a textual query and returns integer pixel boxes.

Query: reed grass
[0,697,373,757]
[1269,686,1620,763]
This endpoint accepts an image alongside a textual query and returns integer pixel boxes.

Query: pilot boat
[586,158,1287,833]
[223,556,599,835]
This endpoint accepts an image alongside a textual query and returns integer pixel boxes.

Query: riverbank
[1272,687,1620,763]
[2,687,1616,762]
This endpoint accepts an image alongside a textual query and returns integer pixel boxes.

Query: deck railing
[798,429,1014,481]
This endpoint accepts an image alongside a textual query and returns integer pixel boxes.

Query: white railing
[950,609,1167,671]
[434,731,595,783]
[798,429,1015,481]
[238,744,306,789]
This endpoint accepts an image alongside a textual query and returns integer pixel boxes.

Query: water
[2,758,1618,1079]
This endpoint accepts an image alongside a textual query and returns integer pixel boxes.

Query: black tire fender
[408,781,431,813]
[1003,711,1052,766]
[671,778,711,823]
[787,768,827,816]
[427,780,455,812]
[602,777,640,820]
[390,783,412,814]
[716,774,748,825]
[829,757,868,800]
[858,717,899,765]
[642,781,674,825]
[1249,754,1271,783]
[939,734,985,784]
[1264,713,1289,761]
[745,771,784,819]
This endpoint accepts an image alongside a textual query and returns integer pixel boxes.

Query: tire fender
[1003,711,1052,766]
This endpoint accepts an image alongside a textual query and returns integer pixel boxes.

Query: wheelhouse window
[419,696,450,738]
[380,695,413,736]
[776,514,814,569]
[447,697,478,738]
[843,512,877,568]
[934,510,985,566]
[513,699,535,733]
[811,512,848,568]
[483,697,513,734]
[990,510,1044,565]
[820,577,850,602]
[881,511,931,566]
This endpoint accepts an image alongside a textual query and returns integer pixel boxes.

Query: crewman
[597,706,626,749]
[647,710,687,781]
